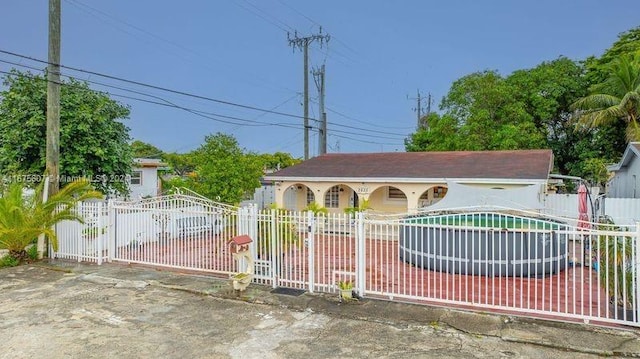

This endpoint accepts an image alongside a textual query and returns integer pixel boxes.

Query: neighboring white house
[128,158,166,199]
[607,142,640,198]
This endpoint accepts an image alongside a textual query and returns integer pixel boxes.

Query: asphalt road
[0,264,620,358]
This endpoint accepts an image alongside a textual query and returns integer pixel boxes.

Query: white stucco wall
[128,167,159,199]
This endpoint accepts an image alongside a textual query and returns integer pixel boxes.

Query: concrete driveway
[1,263,638,358]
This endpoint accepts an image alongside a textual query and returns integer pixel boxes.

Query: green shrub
[0,254,19,268]
[27,244,38,261]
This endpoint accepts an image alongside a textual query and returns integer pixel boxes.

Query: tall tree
[438,70,545,150]
[189,133,263,204]
[258,152,301,171]
[585,26,640,85]
[405,113,460,151]
[573,56,640,141]
[131,140,163,159]
[0,70,132,195]
[162,152,195,177]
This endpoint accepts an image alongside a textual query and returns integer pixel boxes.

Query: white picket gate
[54,196,640,328]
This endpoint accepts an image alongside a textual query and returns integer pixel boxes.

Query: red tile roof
[229,235,252,245]
[265,150,553,180]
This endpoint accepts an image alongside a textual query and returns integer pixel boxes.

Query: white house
[607,142,640,198]
[128,158,166,199]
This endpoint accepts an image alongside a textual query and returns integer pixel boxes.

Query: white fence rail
[55,196,640,328]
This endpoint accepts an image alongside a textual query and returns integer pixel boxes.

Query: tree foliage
[131,140,163,159]
[419,70,546,151]
[188,133,263,204]
[0,70,132,195]
[573,56,640,141]
[586,26,640,85]
[162,152,195,177]
[404,38,638,184]
[259,152,301,171]
[405,113,460,151]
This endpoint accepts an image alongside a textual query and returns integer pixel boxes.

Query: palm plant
[572,55,640,141]
[344,198,371,216]
[257,207,301,259]
[303,202,328,216]
[0,179,102,262]
[597,232,635,310]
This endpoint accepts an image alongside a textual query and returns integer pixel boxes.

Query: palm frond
[0,178,101,255]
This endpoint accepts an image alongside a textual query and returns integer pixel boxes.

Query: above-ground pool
[399,213,568,277]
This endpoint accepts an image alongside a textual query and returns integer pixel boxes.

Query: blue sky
[1,1,638,158]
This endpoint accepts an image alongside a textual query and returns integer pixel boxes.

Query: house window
[386,187,406,201]
[306,188,315,205]
[325,186,339,208]
[130,171,142,185]
[433,186,448,198]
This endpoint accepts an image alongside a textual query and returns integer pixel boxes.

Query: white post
[270,208,278,289]
[249,204,258,265]
[356,211,366,297]
[38,176,51,259]
[307,210,315,293]
[107,200,115,262]
[77,201,84,262]
[236,207,245,235]
[96,202,103,265]
[635,222,640,322]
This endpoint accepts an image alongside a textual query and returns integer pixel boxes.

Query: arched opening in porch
[282,183,315,210]
[368,185,408,213]
[418,185,449,208]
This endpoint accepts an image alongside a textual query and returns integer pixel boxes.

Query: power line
[241,0,295,33]
[0,49,313,121]
[233,0,291,33]
[1,60,410,141]
[277,0,320,27]
[309,99,413,131]
[329,133,403,146]
[0,68,303,130]
[66,0,299,95]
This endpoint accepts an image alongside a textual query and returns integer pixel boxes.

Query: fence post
[248,204,258,263]
[307,210,315,293]
[635,222,640,322]
[271,208,278,289]
[77,201,84,263]
[356,211,366,297]
[96,202,103,265]
[237,206,246,235]
[107,199,115,262]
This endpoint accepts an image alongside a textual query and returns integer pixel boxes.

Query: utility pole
[47,0,61,196]
[41,0,61,259]
[409,90,433,130]
[313,64,326,155]
[288,28,330,160]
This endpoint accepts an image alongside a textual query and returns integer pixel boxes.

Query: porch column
[405,191,422,214]
[273,182,288,208]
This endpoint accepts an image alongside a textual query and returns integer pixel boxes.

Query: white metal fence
[54,195,640,328]
[545,193,640,226]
